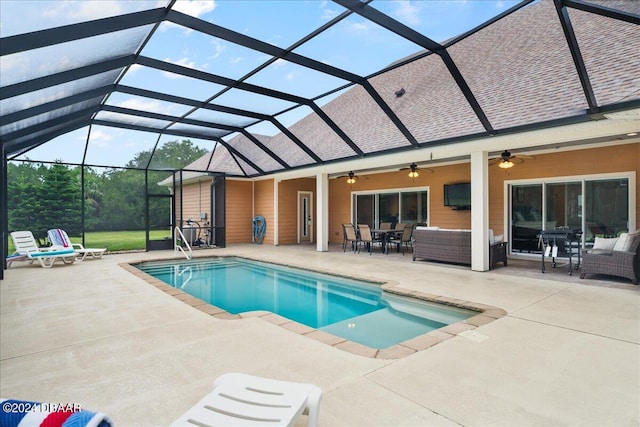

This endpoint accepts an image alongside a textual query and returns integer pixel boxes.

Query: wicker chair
[580,232,640,284]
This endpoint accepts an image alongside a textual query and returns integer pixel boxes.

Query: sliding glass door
[510,176,631,254]
[353,188,429,228]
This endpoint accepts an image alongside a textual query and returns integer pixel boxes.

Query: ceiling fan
[336,171,359,184]
[399,162,434,178]
[489,150,534,169]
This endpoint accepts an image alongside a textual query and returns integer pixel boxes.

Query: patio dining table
[371,229,402,254]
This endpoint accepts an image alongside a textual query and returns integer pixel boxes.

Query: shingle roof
[3,0,639,176]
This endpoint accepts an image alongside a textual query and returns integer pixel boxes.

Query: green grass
[7,230,172,253]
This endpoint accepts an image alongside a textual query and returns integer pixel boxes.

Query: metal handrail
[176,265,193,289]
[174,226,192,260]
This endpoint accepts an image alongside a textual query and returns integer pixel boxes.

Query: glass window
[510,177,631,254]
[584,178,629,242]
[511,184,543,253]
[354,194,374,228]
[401,191,428,224]
[353,188,429,229]
[545,181,582,230]
[378,193,399,225]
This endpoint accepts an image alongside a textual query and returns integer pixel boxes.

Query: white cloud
[350,22,369,32]
[117,98,163,112]
[272,58,288,68]
[230,57,244,65]
[172,0,216,18]
[209,39,226,59]
[162,57,197,79]
[88,129,113,148]
[392,0,422,26]
[285,72,295,81]
[42,0,123,21]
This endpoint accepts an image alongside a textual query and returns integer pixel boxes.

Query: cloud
[116,98,164,113]
[350,22,369,32]
[172,0,216,17]
[162,57,198,78]
[272,58,288,68]
[88,129,113,148]
[285,72,295,81]
[42,0,123,21]
[209,39,226,59]
[392,0,422,26]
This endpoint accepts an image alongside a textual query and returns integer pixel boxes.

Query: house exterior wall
[226,180,253,244]
[277,178,316,244]
[174,179,212,225]
[328,143,639,244]
[254,179,275,245]
[179,143,638,246]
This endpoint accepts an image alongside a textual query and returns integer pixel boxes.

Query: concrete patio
[1,244,638,426]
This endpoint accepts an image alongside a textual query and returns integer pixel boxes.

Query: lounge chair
[9,231,76,268]
[48,228,106,261]
[170,373,322,427]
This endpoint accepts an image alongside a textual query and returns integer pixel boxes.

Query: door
[298,191,313,243]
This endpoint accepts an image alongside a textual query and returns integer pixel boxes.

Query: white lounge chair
[9,231,76,268]
[170,373,322,427]
[48,228,106,261]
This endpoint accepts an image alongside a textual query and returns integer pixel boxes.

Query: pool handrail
[174,227,193,260]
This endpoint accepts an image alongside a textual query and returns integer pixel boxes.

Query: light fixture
[346,171,357,184]
[408,162,419,178]
[498,160,514,169]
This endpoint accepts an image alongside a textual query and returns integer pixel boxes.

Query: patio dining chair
[343,223,358,253]
[357,224,383,255]
[390,224,414,255]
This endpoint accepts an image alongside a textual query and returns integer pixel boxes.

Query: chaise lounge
[48,228,106,261]
[9,231,76,268]
[170,373,322,427]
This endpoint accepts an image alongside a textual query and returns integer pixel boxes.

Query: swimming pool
[135,257,475,349]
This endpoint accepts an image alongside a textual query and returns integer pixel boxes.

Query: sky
[1,0,522,169]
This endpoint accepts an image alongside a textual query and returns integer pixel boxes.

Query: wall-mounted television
[444,183,471,210]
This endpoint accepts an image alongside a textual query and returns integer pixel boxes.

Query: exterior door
[298,191,313,243]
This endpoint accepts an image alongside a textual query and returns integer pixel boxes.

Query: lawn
[7,230,171,253]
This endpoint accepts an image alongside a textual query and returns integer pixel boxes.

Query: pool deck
[1,244,638,426]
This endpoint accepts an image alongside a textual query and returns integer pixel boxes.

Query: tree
[7,139,210,238]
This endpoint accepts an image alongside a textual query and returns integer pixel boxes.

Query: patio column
[316,172,329,252]
[471,150,489,271]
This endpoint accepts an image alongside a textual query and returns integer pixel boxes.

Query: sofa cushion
[590,249,614,256]
[593,236,618,251]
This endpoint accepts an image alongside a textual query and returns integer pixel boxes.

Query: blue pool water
[136,257,474,349]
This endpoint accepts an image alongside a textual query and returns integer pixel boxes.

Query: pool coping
[120,255,507,360]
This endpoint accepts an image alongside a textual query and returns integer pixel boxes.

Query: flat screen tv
[444,183,471,209]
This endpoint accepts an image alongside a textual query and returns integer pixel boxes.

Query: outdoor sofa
[580,231,640,284]
[412,227,507,269]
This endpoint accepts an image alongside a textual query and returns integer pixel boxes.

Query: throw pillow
[593,236,618,251]
[613,233,629,251]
